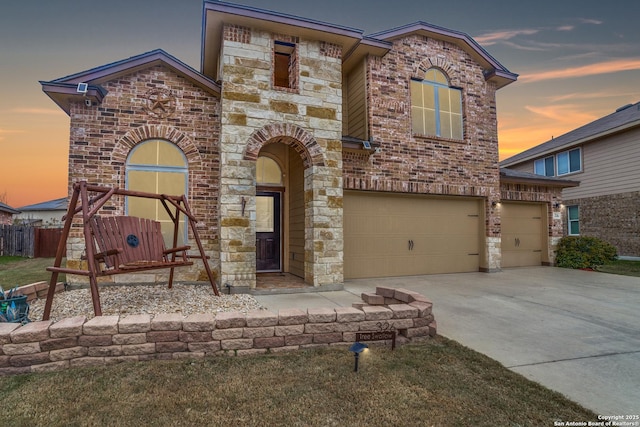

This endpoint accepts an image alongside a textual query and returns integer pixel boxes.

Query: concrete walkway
[254,267,640,415]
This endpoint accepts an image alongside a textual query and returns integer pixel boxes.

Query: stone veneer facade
[0,287,435,376]
[218,25,344,290]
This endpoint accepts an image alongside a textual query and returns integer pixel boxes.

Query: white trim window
[557,148,581,175]
[567,205,580,235]
[534,148,581,177]
[534,156,554,176]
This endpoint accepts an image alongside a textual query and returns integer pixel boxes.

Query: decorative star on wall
[142,88,176,118]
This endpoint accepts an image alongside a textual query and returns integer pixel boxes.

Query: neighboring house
[0,202,20,226]
[15,197,68,228]
[501,102,640,257]
[40,1,575,291]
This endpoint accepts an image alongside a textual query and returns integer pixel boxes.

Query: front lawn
[0,338,596,426]
[0,256,62,288]
[596,259,640,277]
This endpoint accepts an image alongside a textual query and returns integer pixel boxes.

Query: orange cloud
[475,29,539,45]
[497,103,604,161]
[520,59,640,82]
[524,104,597,125]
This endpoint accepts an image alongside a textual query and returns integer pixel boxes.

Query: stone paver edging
[0,287,436,376]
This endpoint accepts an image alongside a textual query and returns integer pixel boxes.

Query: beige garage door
[501,202,546,268]
[344,191,482,279]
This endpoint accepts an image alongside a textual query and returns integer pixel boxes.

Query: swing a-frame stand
[43,181,219,320]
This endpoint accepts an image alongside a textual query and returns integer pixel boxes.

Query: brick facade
[565,191,640,256]
[64,65,221,284]
[344,35,502,270]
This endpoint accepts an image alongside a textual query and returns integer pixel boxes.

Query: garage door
[344,191,482,279]
[501,202,546,268]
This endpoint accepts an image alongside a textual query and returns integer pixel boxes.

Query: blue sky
[1,0,639,206]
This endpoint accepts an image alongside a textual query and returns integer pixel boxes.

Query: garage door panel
[344,192,481,279]
[501,203,545,268]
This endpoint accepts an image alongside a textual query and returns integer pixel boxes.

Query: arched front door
[256,156,283,272]
[256,191,281,271]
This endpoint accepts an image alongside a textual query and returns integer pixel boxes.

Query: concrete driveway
[255,267,640,415]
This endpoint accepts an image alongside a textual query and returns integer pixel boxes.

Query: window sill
[557,170,583,177]
[273,85,299,94]
[412,133,465,144]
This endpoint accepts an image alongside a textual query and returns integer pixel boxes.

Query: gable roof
[0,202,20,215]
[502,101,640,167]
[202,1,366,79]
[201,1,516,87]
[369,22,517,89]
[17,197,68,211]
[41,49,220,115]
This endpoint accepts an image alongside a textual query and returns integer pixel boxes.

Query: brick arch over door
[244,123,324,168]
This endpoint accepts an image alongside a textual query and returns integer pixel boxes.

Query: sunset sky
[1,0,639,207]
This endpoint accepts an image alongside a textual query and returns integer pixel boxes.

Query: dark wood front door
[256,191,281,272]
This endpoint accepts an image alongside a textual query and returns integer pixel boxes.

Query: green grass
[0,338,596,426]
[596,259,640,277]
[0,256,63,288]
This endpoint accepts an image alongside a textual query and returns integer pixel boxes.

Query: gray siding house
[501,102,640,256]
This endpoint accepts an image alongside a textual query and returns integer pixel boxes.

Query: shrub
[555,236,617,269]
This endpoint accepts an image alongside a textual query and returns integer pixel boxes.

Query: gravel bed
[28,284,266,322]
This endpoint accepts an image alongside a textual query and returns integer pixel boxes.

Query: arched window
[256,156,283,185]
[411,68,463,140]
[126,139,188,245]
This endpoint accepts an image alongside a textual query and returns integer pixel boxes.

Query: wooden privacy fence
[0,225,64,258]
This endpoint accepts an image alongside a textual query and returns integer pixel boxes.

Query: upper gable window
[411,69,463,140]
[274,40,298,90]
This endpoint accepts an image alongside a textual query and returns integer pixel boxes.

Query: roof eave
[370,22,517,88]
[52,50,221,96]
[501,119,640,167]
[499,170,580,188]
[342,36,392,75]
[39,81,107,115]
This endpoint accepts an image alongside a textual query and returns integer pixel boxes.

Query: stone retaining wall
[0,287,436,376]
[6,281,64,303]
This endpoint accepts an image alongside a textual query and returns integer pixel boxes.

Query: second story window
[534,156,555,176]
[411,68,463,140]
[274,40,298,90]
[534,148,582,177]
[557,148,581,175]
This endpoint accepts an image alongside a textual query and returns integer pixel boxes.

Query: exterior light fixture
[554,202,562,209]
[491,201,500,207]
[349,341,369,372]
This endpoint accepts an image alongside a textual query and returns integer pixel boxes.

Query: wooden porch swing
[43,181,219,320]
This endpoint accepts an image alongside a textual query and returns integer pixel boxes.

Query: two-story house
[40,1,575,292]
[501,102,640,257]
